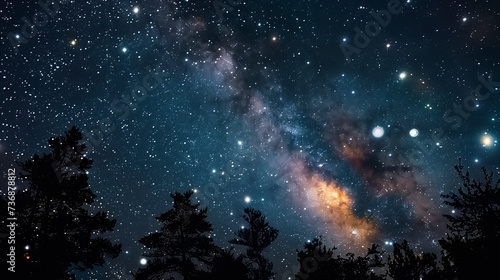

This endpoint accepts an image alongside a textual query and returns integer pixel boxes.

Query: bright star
[133,7,139,14]
[372,126,385,138]
[399,72,407,80]
[140,258,147,265]
[482,134,493,147]
[409,128,419,137]
[122,47,128,53]
[244,196,251,203]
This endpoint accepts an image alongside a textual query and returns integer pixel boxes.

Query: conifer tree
[230,208,279,280]
[12,126,121,280]
[134,191,217,280]
[439,160,500,279]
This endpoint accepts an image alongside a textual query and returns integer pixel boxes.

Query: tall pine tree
[387,240,440,280]
[134,190,217,280]
[229,208,278,280]
[12,126,121,280]
[439,160,500,279]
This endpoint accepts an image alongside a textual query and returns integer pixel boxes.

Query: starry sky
[1,0,499,279]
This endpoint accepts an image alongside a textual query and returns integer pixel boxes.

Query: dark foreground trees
[229,208,279,280]
[295,237,384,280]
[134,197,278,280]
[387,240,440,280]
[0,126,121,280]
[208,248,252,280]
[134,190,219,280]
[439,160,500,279]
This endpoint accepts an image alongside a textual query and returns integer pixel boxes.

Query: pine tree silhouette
[8,126,121,280]
[134,190,217,280]
[387,240,440,280]
[439,160,500,279]
[229,208,278,280]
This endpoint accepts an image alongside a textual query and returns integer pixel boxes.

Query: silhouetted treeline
[1,127,499,280]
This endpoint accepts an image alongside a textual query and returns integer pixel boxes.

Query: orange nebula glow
[284,158,377,249]
[312,176,377,247]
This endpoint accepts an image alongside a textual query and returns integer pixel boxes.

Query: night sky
[1,0,499,279]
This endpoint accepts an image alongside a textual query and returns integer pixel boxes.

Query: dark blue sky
[1,0,499,278]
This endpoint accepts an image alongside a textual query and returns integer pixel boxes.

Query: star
[70,40,76,46]
[372,126,385,138]
[122,47,128,53]
[244,196,251,203]
[481,134,493,147]
[140,258,147,265]
[409,128,419,137]
[133,7,140,14]
[399,72,407,80]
